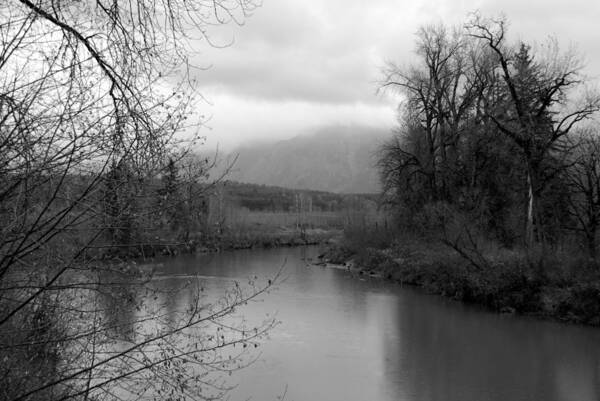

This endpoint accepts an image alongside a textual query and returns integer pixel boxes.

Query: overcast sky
[190,0,600,150]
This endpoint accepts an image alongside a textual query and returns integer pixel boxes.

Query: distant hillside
[223,125,390,194]
[218,180,379,212]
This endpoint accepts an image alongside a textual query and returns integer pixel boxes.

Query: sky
[188,0,600,151]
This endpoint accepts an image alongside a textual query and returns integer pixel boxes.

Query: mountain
[222,125,390,194]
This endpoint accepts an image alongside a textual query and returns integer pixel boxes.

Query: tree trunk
[525,167,535,247]
[587,229,596,259]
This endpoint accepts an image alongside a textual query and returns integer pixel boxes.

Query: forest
[379,15,599,251]
[334,14,600,325]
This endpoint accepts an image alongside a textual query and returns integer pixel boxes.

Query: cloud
[193,0,440,104]
[198,92,397,151]
[477,0,600,76]
[187,0,600,148]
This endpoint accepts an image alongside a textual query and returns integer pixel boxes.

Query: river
[143,245,600,401]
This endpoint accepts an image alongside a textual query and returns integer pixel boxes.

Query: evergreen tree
[467,16,599,245]
[103,160,136,247]
[157,158,185,233]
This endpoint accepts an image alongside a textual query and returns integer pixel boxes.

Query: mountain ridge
[221,125,390,194]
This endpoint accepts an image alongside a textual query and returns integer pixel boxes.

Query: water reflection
[95,272,139,342]
[382,287,600,401]
[134,246,600,401]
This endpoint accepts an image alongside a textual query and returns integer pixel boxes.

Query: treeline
[324,14,600,325]
[92,164,375,256]
[220,181,376,212]
[378,14,600,258]
[3,153,218,259]
[97,155,213,256]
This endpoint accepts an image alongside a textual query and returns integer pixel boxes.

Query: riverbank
[319,238,600,326]
[101,228,340,260]
[196,228,340,253]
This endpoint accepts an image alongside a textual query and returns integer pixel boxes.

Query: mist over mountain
[221,125,390,194]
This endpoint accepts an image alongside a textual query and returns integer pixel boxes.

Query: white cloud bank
[188,0,600,150]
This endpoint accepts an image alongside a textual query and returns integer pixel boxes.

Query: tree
[379,23,500,240]
[565,129,600,258]
[103,159,137,247]
[381,24,486,206]
[378,15,600,254]
[0,1,274,400]
[178,153,215,241]
[466,14,600,245]
[157,157,183,230]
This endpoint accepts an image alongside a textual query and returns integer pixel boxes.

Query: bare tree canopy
[379,13,600,251]
[0,2,278,401]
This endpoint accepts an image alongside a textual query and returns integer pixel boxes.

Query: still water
[148,246,600,401]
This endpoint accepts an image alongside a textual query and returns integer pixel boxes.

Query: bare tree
[381,24,482,204]
[466,13,600,245]
[0,1,276,400]
[565,128,600,258]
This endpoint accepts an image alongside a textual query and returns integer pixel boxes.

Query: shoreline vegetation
[104,227,340,259]
[94,181,378,260]
[338,16,600,328]
[318,230,600,327]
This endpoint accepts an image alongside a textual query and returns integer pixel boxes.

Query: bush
[557,284,600,325]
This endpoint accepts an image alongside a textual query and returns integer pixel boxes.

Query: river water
[146,245,600,401]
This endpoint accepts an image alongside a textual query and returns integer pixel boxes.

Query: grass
[195,209,344,252]
[233,211,344,229]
